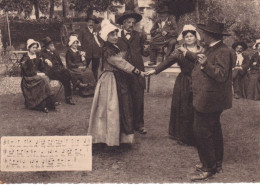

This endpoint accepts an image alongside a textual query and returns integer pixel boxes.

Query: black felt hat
[197,19,231,36]
[42,36,53,48]
[117,11,142,25]
[232,41,248,51]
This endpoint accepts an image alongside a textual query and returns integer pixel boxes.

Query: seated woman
[20,39,56,113]
[247,39,260,100]
[87,20,145,147]
[66,35,96,97]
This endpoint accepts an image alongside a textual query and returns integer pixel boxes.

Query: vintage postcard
[0,0,259,184]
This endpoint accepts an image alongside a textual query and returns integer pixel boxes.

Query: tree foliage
[152,0,196,22]
[0,0,33,17]
[198,0,260,43]
[0,0,62,19]
[69,0,125,15]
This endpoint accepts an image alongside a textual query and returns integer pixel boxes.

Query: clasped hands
[144,47,208,77]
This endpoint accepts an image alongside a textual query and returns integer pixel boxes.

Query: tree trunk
[86,8,93,17]
[49,0,55,19]
[62,0,69,18]
[125,0,135,11]
[195,0,200,23]
[34,0,40,19]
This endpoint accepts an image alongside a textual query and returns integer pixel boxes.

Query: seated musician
[40,36,75,105]
[66,35,96,97]
[20,39,56,113]
[148,6,178,66]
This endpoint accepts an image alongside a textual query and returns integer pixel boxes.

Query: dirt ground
[0,72,259,183]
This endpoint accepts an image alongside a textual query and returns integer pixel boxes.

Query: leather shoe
[216,162,223,173]
[136,127,147,134]
[65,99,75,105]
[43,107,49,113]
[148,62,156,66]
[234,93,240,99]
[195,163,203,172]
[196,163,222,173]
[190,171,214,181]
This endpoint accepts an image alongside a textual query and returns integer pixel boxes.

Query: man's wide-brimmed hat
[156,6,169,13]
[232,41,248,51]
[86,14,99,24]
[197,19,231,36]
[253,39,260,49]
[42,36,53,48]
[117,11,142,25]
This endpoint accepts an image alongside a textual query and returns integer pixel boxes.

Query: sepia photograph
[0,0,259,183]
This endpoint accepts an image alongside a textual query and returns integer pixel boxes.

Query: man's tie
[125,32,131,40]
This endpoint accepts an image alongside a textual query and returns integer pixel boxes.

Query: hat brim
[117,13,142,25]
[86,18,99,24]
[253,42,260,49]
[27,42,40,49]
[232,42,248,51]
[157,10,169,13]
[42,40,53,48]
[197,24,231,36]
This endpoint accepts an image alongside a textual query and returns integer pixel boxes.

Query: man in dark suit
[40,37,75,105]
[117,11,149,134]
[80,15,102,80]
[180,20,233,180]
[231,41,250,99]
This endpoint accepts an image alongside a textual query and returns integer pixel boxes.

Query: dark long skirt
[169,73,195,145]
[247,72,260,100]
[21,75,55,110]
[113,71,134,135]
[69,67,96,97]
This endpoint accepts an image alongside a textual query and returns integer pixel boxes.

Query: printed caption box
[1,136,92,171]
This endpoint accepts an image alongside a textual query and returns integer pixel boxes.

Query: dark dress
[20,53,55,111]
[66,48,96,97]
[247,52,260,100]
[155,46,202,145]
[88,42,137,146]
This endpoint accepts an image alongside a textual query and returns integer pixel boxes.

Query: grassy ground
[0,72,259,183]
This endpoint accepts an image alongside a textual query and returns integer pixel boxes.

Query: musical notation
[1,136,92,171]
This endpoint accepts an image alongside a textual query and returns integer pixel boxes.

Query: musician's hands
[145,69,156,76]
[80,51,86,57]
[37,72,46,76]
[156,28,162,32]
[234,66,243,70]
[162,31,167,36]
[45,59,53,67]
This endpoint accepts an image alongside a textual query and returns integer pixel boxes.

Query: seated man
[40,36,75,105]
[232,41,249,99]
[148,6,178,66]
